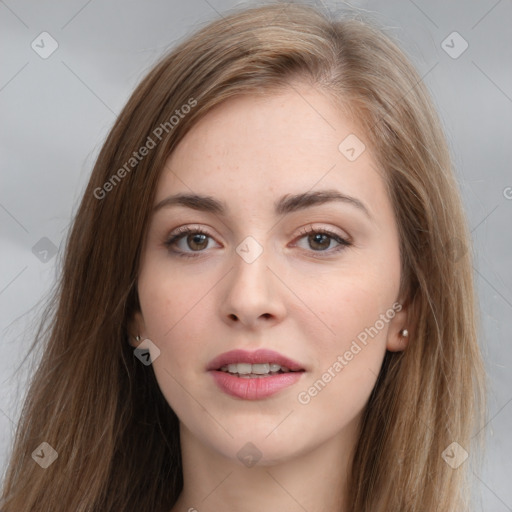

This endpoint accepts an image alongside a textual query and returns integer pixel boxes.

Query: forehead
[157,86,388,218]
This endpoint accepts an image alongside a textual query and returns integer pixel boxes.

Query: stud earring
[400,329,409,337]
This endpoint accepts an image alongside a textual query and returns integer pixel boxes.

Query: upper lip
[207,349,305,372]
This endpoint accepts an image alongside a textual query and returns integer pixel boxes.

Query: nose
[219,242,287,330]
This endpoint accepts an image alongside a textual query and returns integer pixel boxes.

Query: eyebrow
[153,189,372,220]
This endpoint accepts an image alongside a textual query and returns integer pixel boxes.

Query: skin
[130,82,409,512]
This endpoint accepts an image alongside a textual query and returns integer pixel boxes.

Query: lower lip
[209,370,304,400]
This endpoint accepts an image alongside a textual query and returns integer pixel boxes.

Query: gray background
[0,0,511,509]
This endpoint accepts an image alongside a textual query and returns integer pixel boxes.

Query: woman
[1,3,486,511]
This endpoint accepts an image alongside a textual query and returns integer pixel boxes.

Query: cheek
[138,257,213,342]
[137,260,220,407]
[292,264,395,403]
[137,267,211,417]
[295,260,398,341]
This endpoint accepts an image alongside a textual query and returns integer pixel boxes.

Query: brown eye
[307,233,331,251]
[186,233,209,251]
[295,225,352,255]
[164,226,218,257]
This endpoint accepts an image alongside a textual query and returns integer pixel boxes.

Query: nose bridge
[220,234,285,325]
[230,234,272,298]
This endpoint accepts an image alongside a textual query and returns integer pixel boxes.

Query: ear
[386,300,412,352]
[127,310,146,348]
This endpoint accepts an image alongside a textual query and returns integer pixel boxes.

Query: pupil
[310,233,329,250]
[189,233,207,250]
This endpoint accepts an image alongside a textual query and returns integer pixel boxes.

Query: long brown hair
[1,3,486,511]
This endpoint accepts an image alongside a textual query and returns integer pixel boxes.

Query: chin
[205,431,310,468]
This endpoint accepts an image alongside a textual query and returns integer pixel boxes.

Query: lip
[207,349,306,401]
[206,349,305,372]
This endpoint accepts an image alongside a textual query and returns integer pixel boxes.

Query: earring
[133,335,141,343]
[400,329,409,337]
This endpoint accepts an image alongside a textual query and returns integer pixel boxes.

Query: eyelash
[164,225,352,259]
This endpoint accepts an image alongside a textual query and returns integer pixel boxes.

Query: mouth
[207,349,306,400]
[217,362,302,378]
[207,348,305,373]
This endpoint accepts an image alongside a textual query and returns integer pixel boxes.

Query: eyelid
[168,224,217,239]
[294,223,350,243]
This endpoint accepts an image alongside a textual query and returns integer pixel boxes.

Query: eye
[164,226,219,257]
[294,225,352,254]
[164,224,352,259]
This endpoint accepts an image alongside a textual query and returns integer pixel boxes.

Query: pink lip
[210,371,304,400]
[207,349,306,401]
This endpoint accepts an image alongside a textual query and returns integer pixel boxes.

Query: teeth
[252,363,270,374]
[227,363,251,374]
[220,362,292,374]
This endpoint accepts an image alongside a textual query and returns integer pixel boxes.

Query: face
[132,83,408,466]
